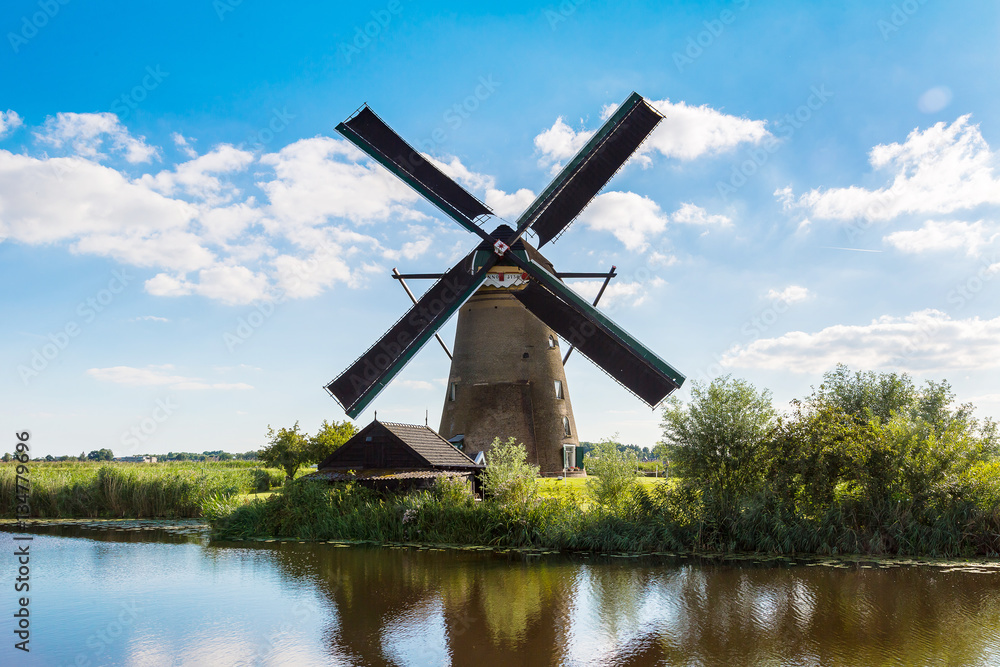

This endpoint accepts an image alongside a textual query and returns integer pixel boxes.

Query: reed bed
[0,462,287,518]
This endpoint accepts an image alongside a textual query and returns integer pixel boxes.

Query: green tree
[812,364,915,425]
[78,451,86,461]
[87,448,114,461]
[661,375,776,513]
[2,452,11,463]
[260,422,311,479]
[308,419,357,464]
[482,437,539,507]
[584,436,639,509]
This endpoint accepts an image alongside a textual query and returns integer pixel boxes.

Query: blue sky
[3,0,999,457]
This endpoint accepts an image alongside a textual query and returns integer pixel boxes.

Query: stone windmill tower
[326,93,685,474]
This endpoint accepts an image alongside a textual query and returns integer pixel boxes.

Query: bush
[584,437,639,510]
[481,437,539,508]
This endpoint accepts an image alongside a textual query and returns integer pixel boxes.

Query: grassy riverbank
[0,461,291,518]
[206,471,1000,556]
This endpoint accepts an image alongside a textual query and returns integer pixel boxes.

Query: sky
[2,0,999,458]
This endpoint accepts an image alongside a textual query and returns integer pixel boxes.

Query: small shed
[309,420,483,493]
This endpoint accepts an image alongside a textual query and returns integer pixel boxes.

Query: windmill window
[548,335,557,349]
[554,380,563,399]
[562,416,571,437]
[449,383,457,401]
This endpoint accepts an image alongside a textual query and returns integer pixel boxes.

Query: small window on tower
[554,380,563,399]
[548,335,557,349]
[562,416,571,437]
[449,383,457,401]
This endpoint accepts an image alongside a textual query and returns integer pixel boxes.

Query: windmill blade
[516,92,663,247]
[337,105,492,236]
[507,255,684,406]
[326,249,495,418]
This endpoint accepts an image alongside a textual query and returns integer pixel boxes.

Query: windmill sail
[326,250,492,418]
[337,106,492,235]
[516,92,663,247]
[508,255,684,406]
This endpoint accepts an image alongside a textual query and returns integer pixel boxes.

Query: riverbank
[205,474,1000,558]
[0,461,289,518]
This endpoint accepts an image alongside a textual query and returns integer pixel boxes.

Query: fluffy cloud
[139,145,254,204]
[578,195,730,250]
[721,309,1000,373]
[766,285,811,303]
[885,220,997,256]
[670,202,732,227]
[779,115,1000,222]
[35,112,158,163]
[87,365,254,390]
[568,276,664,309]
[0,110,23,139]
[535,98,770,172]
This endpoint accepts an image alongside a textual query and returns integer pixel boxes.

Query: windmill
[326,92,686,473]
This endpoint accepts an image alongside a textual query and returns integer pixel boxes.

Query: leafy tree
[584,436,639,509]
[87,448,114,461]
[2,452,11,463]
[260,422,311,479]
[44,454,54,461]
[481,437,539,507]
[308,419,358,464]
[812,364,915,425]
[78,451,86,461]
[661,375,776,513]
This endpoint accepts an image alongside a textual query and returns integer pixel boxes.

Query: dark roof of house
[379,421,480,468]
[303,468,474,482]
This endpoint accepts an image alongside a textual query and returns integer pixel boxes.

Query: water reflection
[5,524,1000,666]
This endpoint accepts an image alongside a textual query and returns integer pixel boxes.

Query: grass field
[0,461,294,519]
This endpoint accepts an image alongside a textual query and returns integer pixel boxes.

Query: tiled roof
[380,421,480,468]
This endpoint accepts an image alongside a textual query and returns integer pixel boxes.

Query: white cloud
[139,145,254,204]
[171,132,197,158]
[568,277,664,308]
[780,115,1000,222]
[644,99,771,161]
[0,110,23,139]
[35,112,158,163]
[87,365,253,390]
[918,86,953,114]
[885,220,997,256]
[534,117,595,173]
[766,285,811,303]
[259,136,424,229]
[721,309,1000,373]
[132,315,169,322]
[670,202,732,227]
[145,264,269,305]
[534,98,769,176]
[577,191,669,251]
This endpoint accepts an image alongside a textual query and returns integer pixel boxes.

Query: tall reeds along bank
[212,366,1000,557]
[0,462,287,518]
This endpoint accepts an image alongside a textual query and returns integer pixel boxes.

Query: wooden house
[307,420,483,493]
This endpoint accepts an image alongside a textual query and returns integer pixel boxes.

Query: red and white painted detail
[483,271,529,288]
[492,239,509,256]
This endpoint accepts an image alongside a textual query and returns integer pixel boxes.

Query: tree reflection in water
[255,544,1000,666]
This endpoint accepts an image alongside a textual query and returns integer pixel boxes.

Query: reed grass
[0,461,288,518]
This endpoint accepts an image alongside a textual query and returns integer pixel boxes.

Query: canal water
[3,522,1000,666]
